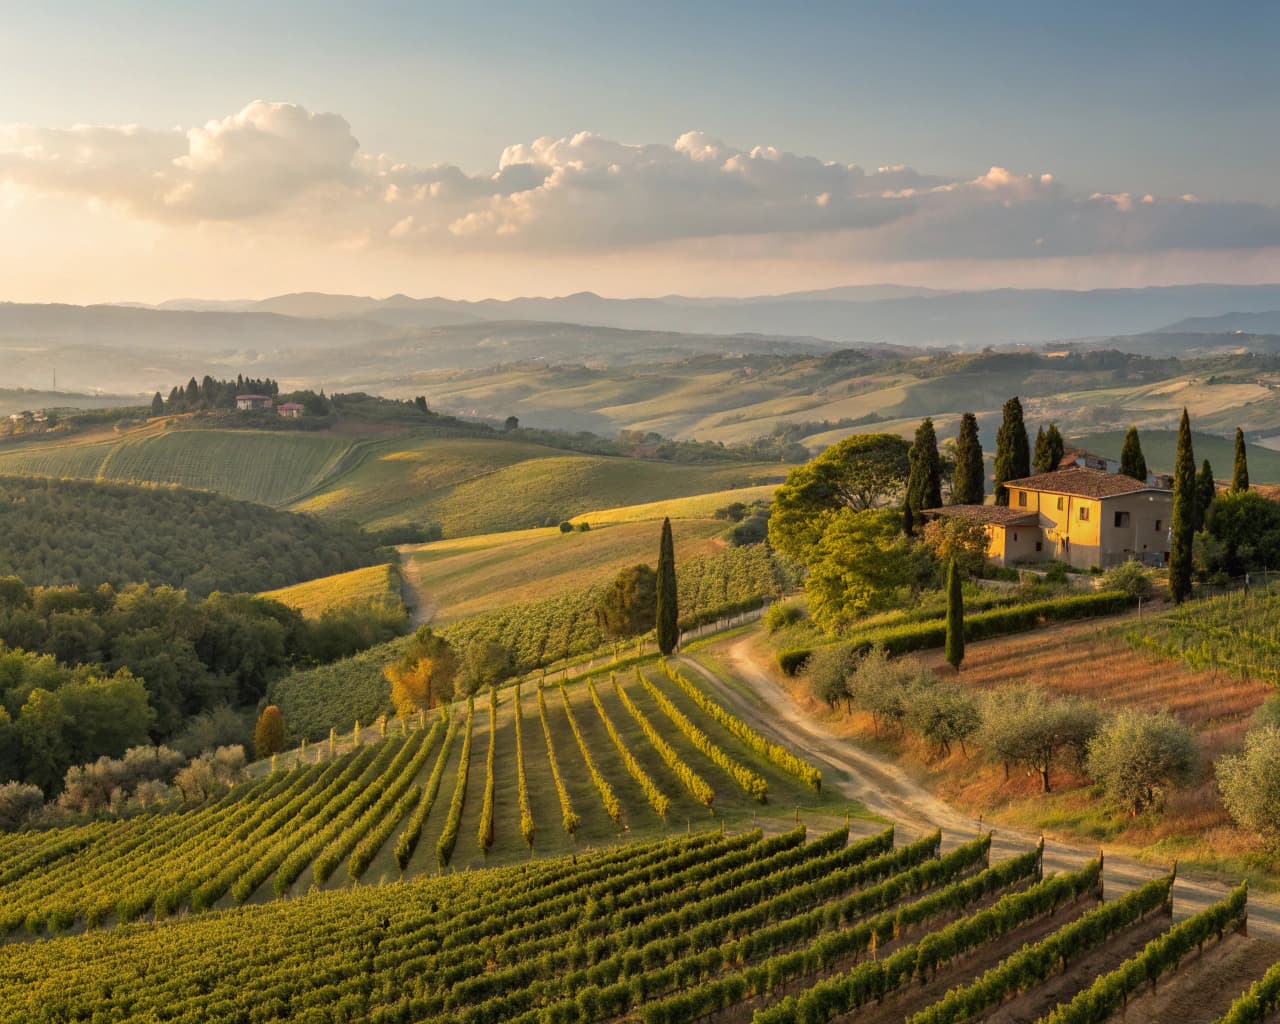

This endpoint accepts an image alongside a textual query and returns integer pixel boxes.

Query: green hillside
[1071,429,1280,483]
[0,475,383,595]
[291,434,786,535]
[0,427,354,505]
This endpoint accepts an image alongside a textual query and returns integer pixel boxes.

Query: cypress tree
[1170,409,1195,604]
[1032,426,1049,474]
[1194,459,1215,532]
[992,396,1030,506]
[1232,427,1249,492]
[951,412,984,505]
[945,557,964,671]
[1044,424,1064,472]
[150,392,165,417]
[1119,425,1147,482]
[904,417,942,533]
[656,517,679,656]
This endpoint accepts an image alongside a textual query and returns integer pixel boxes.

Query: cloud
[1,100,1277,262]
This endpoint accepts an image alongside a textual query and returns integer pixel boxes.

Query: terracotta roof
[1004,465,1169,499]
[925,505,1040,527]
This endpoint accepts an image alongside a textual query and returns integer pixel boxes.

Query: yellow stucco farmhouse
[928,465,1173,570]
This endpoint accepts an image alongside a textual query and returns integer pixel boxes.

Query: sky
[0,0,1277,302]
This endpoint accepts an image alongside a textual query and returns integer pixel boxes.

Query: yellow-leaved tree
[385,627,458,716]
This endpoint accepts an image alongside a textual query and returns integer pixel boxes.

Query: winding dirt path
[679,632,1280,937]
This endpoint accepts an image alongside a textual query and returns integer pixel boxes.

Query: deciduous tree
[253,705,286,760]
[596,564,657,637]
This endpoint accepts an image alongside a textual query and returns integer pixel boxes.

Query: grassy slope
[404,518,729,623]
[0,426,354,505]
[261,563,401,618]
[291,434,787,535]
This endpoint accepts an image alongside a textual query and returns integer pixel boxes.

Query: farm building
[236,394,274,411]
[928,465,1173,570]
[277,402,305,418]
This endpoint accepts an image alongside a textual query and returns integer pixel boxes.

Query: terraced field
[261,562,403,618]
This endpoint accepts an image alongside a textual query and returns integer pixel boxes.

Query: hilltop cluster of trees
[0,477,386,596]
[0,576,405,793]
[156,375,281,414]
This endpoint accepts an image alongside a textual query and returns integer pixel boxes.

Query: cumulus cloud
[0,100,1277,262]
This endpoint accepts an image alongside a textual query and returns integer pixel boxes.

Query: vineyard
[2,814,1271,1022]
[0,427,354,506]
[270,543,794,740]
[1130,588,1280,686]
[0,663,828,938]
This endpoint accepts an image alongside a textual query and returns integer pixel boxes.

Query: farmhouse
[928,465,1173,570]
[277,402,305,418]
[235,394,273,411]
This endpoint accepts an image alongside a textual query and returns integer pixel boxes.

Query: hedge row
[781,590,1135,673]
[1041,882,1248,1024]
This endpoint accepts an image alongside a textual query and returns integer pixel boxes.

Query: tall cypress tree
[1119,425,1148,482]
[1044,424,1064,472]
[992,396,1030,506]
[904,417,942,533]
[945,557,964,671]
[1231,427,1249,492]
[1032,426,1049,474]
[1170,409,1195,604]
[951,412,984,505]
[1193,459,1215,532]
[150,392,164,417]
[655,517,679,656]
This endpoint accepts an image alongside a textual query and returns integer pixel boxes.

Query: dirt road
[679,633,1280,936]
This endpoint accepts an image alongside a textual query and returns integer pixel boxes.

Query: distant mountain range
[133,283,1280,348]
[6,283,1280,395]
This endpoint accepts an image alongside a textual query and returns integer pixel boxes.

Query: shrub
[0,781,44,830]
[907,680,980,757]
[764,601,804,634]
[778,648,812,676]
[1086,710,1197,814]
[1101,560,1155,600]
[559,521,574,534]
[1217,725,1280,846]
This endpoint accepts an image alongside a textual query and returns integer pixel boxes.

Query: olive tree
[1217,725,1280,847]
[805,642,858,711]
[979,687,1101,792]
[1086,710,1197,815]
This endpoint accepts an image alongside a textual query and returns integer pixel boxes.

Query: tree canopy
[904,417,943,534]
[769,433,911,561]
[596,564,657,638]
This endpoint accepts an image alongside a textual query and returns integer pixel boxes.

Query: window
[1017,491,1027,507]
[1056,496,1064,511]
[1155,519,1163,531]
[1012,532,1018,541]
[1035,541,1043,552]
[1114,510,1130,528]
[1079,506,1090,522]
